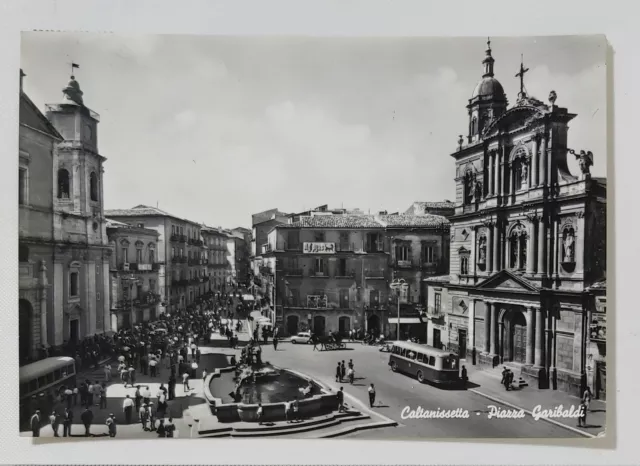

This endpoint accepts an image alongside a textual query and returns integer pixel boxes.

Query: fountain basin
[204,362,338,423]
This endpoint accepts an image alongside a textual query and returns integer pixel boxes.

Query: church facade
[425,41,607,397]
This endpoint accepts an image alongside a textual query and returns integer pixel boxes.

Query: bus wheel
[390,361,397,372]
[417,370,424,383]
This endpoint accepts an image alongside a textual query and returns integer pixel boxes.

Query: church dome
[472,76,505,99]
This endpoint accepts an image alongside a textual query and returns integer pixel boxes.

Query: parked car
[291,332,312,344]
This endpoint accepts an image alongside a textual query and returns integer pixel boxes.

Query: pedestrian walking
[129,366,136,385]
[139,404,149,431]
[30,410,41,437]
[582,386,593,412]
[460,365,468,386]
[49,410,60,437]
[99,383,108,409]
[103,363,112,382]
[348,359,354,370]
[134,386,142,412]
[256,403,263,425]
[337,387,345,412]
[72,385,79,406]
[106,414,117,438]
[80,407,93,437]
[577,400,588,427]
[347,367,355,385]
[148,402,156,432]
[368,383,376,407]
[273,336,279,351]
[123,395,134,424]
[182,372,190,392]
[64,386,73,410]
[312,334,318,351]
[340,361,346,382]
[63,408,73,437]
[335,363,341,382]
[142,386,151,405]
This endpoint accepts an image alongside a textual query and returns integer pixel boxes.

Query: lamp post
[390,278,409,341]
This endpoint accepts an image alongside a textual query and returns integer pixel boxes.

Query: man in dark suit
[80,407,94,436]
[63,408,73,437]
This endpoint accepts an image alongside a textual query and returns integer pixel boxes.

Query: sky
[20,34,607,229]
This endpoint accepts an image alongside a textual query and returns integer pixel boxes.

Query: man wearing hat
[148,402,156,432]
[122,394,134,424]
[139,403,149,431]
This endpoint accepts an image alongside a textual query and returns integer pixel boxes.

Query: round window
[92,222,98,232]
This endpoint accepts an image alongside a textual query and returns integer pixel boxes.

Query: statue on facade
[521,163,528,183]
[478,238,487,264]
[569,149,593,176]
[548,90,557,106]
[563,230,575,263]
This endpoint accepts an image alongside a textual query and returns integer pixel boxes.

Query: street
[254,341,583,439]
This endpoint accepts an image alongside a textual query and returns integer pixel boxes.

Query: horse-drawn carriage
[317,332,346,351]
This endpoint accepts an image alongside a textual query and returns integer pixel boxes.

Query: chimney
[19,69,25,92]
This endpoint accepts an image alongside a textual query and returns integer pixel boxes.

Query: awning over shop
[388,317,422,324]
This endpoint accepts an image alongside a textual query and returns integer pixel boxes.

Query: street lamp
[390,278,409,341]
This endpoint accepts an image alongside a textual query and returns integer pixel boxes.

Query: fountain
[205,344,339,423]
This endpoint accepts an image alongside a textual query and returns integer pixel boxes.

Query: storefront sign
[303,242,336,254]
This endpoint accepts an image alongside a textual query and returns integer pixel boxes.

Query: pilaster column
[531,137,539,187]
[39,261,48,346]
[470,227,477,276]
[539,135,548,186]
[516,235,522,270]
[492,223,499,273]
[496,150,503,197]
[537,217,546,276]
[526,306,535,365]
[534,306,545,367]
[553,217,560,279]
[492,152,499,196]
[490,303,498,356]
[484,302,491,353]
[526,222,535,275]
[468,299,475,353]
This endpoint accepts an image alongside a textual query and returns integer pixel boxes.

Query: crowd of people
[27,289,255,438]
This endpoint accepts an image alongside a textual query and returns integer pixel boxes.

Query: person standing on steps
[337,386,345,412]
[368,383,376,407]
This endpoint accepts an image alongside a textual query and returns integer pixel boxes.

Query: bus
[19,357,76,428]
[388,341,461,387]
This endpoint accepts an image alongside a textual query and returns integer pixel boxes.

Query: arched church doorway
[367,314,380,337]
[286,315,299,336]
[19,299,33,363]
[502,309,527,363]
[313,315,326,336]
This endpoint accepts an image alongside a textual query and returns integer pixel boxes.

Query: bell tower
[467,39,508,143]
[46,72,107,247]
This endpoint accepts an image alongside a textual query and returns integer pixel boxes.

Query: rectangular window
[314,231,325,242]
[290,289,299,306]
[122,248,128,263]
[339,232,350,250]
[398,246,410,261]
[366,233,384,252]
[339,289,349,308]
[428,356,436,366]
[19,168,27,205]
[423,245,434,263]
[417,353,424,363]
[338,258,347,276]
[460,256,469,275]
[434,293,441,313]
[70,272,79,297]
[149,249,155,263]
[136,249,142,263]
[369,289,379,305]
[314,258,326,275]
[172,225,176,235]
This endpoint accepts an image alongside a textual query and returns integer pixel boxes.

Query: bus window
[54,369,62,381]
[68,364,76,375]
[37,376,46,388]
[29,379,38,393]
[428,356,436,366]
[20,383,28,396]
[407,351,416,360]
[444,357,458,369]
[46,373,54,385]
[392,346,399,354]
[417,353,424,363]
[400,348,406,357]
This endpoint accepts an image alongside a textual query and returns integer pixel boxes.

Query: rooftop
[377,214,449,228]
[105,205,199,225]
[411,201,456,209]
[280,214,381,229]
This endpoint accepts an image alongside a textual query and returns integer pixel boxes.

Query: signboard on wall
[303,242,336,254]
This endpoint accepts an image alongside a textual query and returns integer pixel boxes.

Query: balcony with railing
[188,258,203,266]
[128,263,155,272]
[179,234,187,243]
[170,234,179,242]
